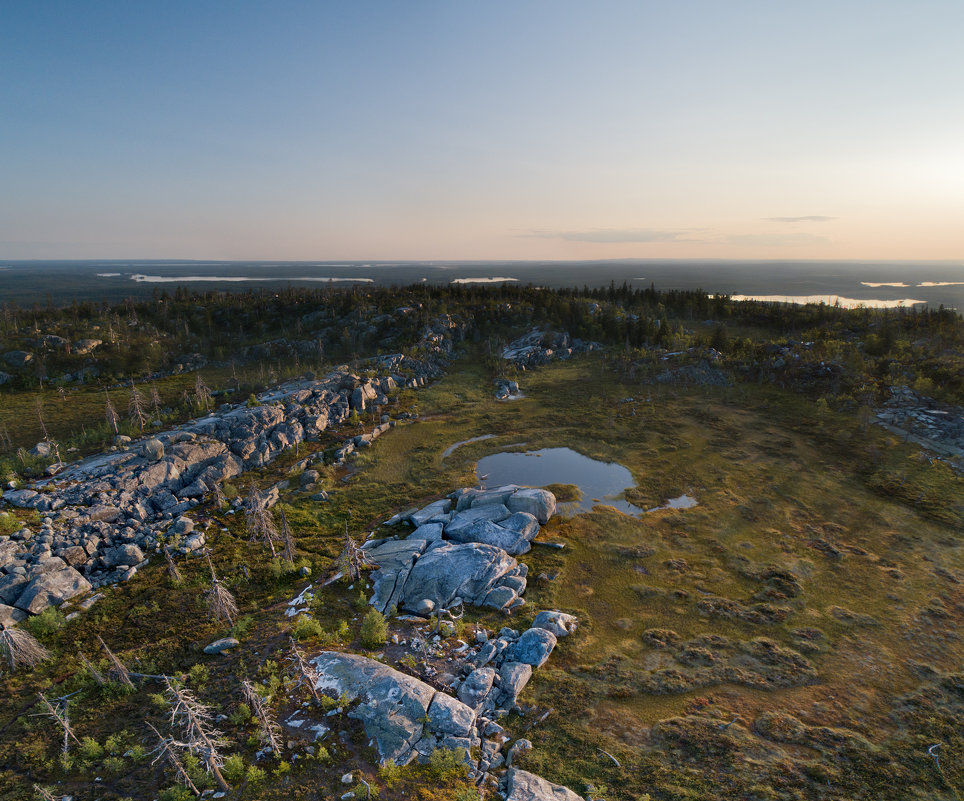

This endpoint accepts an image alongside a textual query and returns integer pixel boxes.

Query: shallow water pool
[476,446,642,515]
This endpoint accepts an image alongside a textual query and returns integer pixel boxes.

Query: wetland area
[332,358,964,800]
[2,342,963,801]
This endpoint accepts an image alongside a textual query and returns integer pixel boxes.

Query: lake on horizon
[1,259,962,308]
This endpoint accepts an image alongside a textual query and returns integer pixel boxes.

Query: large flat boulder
[397,542,519,611]
[447,519,533,555]
[503,768,582,801]
[14,567,91,613]
[444,504,511,540]
[311,652,476,765]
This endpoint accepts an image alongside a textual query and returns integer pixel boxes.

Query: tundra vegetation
[0,283,962,800]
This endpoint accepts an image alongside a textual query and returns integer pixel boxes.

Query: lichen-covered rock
[397,542,519,611]
[508,627,557,668]
[502,767,582,801]
[457,667,496,710]
[311,652,477,765]
[532,610,578,638]
[444,504,511,540]
[498,661,533,706]
[14,567,91,613]
[101,544,144,568]
[506,488,556,525]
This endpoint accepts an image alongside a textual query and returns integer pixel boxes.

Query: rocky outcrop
[365,486,560,619]
[503,330,601,368]
[311,652,479,765]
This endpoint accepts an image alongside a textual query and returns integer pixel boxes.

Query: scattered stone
[204,638,240,655]
[532,610,578,638]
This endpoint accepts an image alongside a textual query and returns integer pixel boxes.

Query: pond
[476,446,643,515]
[476,446,699,517]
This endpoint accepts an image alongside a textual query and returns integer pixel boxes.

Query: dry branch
[0,624,50,670]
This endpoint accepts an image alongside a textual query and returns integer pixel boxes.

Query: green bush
[229,702,252,726]
[293,615,323,641]
[159,786,194,801]
[222,753,246,783]
[246,394,261,408]
[102,755,126,775]
[78,736,104,761]
[378,761,403,787]
[188,662,210,688]
[246,764,267,786]
[360,607,387,648]
[25,606,65,639]
[425,747,468,782]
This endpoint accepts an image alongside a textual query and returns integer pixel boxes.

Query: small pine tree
[359,608,387,649]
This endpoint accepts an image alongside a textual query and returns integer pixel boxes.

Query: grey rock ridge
[0,346,452,618]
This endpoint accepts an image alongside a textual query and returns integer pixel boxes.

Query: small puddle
[647,494,698,512]
[476,446,698,517]
[442,434,496,459]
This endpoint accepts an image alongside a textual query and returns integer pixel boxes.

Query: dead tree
[97,635,134,688]
[194,374,212,411]
[287,638,320,703]
[204,552,238,626]
[211,481,227,510]
[0,623,50,670]
[128,379,147,432]
[35,400,50,442]
[241,679,282,754]
[431,597,465,636]
[244,485,278,557]
[150,381,163,421]
[147,721,200,797]
[163,546,183,583]
[77,651,104,685]
[279,507,296,564]
[165,678,230,791]
[32,785,65,801]
[37,692,80,753]
[335,524,372,583]
[104,389,120,435]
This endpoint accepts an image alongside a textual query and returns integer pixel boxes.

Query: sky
[2,1,963,262]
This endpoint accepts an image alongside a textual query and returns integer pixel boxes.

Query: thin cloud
[725,232,829,247]
[765,216,836,223]
[525,227,707,243]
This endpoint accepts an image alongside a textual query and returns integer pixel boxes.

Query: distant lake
[1,259,962,308]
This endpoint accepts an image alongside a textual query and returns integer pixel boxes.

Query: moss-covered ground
[2,353,963,800]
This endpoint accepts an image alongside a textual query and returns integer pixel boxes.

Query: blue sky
[2,1,963,260]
